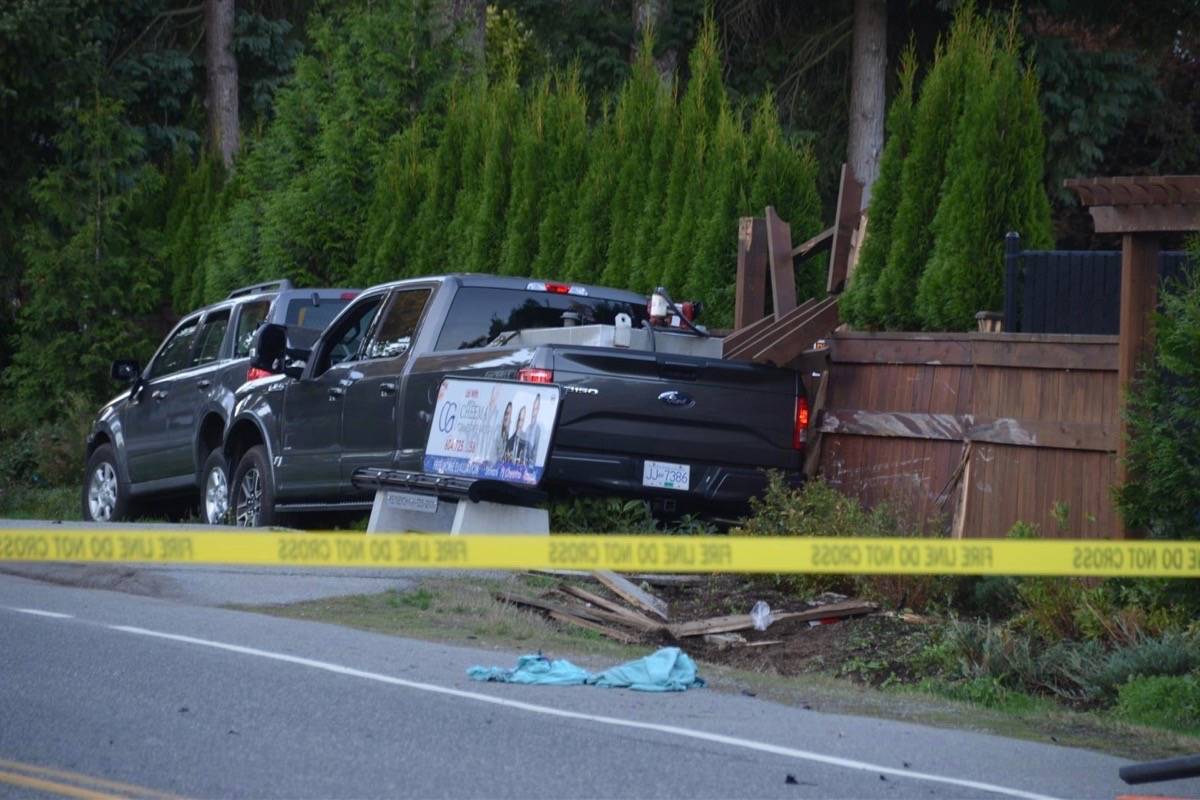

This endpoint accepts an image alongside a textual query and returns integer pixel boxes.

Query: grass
[0,486,79,521]
[235,574,1200,762]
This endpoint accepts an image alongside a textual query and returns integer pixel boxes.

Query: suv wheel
[200,450,230,525]
[231,445,276,528]
[82,444,131,522]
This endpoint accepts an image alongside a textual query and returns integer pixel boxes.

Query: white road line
[8,608,73,619]
[111,624,1061,800]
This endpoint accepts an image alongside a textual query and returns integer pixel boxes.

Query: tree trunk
[205,0,238,170]
[633,0,676,83]
[442,0,486,67]
[847,0,886,208]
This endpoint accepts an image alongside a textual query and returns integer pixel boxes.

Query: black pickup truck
[221,274,808,526]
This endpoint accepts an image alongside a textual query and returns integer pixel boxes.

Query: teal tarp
[468,647,705,692]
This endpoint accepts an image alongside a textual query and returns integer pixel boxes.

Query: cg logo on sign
[438,401,458,433]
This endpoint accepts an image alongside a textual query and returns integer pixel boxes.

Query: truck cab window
[315,295,382,375]
[366,289,431,360]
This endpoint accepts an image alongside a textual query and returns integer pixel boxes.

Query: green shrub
[1116,674,1200,734]
[1116,265,1200,540]
[736,475,948,609]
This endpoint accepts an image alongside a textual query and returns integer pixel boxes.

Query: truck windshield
[435,287,650,351]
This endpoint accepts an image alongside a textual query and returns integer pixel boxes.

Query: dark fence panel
[1003,233,1193,334]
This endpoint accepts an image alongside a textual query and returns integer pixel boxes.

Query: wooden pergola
[1064,176,1200,514]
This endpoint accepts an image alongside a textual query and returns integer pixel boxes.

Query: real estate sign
[423,378,561,487]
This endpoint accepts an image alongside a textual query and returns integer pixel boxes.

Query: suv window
[147,316,201,380]
[234,300,270,358]
[193,309,230,367]
[435,288,651,351]
[286,296,351,330]
[366,289,430,360]
[314,295,383,376]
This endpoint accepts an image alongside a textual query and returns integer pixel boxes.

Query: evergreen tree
[5,94,164,428]
[684,104,749,326]
[745,95,824,304]
[467,76,522,271]
[355,120,430,284]
[840,47,916,329]
[599,38,668,289]
[916,34,1053,330]
[530,70,589,280]
[498,79,550,277]
[561,102,617,283]
[872,8,988,330]
[651,15,724,292]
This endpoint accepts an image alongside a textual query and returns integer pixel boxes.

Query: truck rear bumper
[544,448,804,511]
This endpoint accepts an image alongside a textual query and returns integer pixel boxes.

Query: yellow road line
[0,759,185,800]
[0,769,123,800]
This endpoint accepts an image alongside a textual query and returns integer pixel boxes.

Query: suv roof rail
[227,279,294,299]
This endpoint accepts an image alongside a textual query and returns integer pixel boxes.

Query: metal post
[1002,231,1021,333]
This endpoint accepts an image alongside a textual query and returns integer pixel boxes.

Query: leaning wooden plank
[593,570,669,622]
[557,584,665,632]
[669,600,876,638]
[547,611,639,644]
[496,591,644,631]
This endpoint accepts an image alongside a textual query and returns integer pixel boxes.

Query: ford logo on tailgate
[658,390,695,408]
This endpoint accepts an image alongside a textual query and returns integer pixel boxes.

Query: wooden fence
[812,331,1121,538]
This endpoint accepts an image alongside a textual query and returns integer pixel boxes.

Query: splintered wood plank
[734,217,769,330]
[496,592,642,631]
[593,570,669,622]
[557,583,665,632]
[668,601,876,638]
[547,611,639,644]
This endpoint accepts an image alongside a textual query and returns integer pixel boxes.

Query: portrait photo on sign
[423,378,561,486]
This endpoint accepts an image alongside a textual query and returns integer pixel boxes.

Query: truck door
[339,287,432,495]
[124,315,201,483]
[277,293,383,499]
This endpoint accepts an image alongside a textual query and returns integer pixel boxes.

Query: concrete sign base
[367,489,548,535]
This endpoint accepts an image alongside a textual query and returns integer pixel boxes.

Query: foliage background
[0,0,1196,491]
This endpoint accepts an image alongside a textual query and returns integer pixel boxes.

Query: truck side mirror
[111,359,140,383]
[250,323,287,373]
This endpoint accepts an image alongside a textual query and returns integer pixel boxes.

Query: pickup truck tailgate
[549,348,800,469]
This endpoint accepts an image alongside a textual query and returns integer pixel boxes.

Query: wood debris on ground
[496,571,880,649]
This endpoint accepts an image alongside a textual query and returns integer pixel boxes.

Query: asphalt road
[2,573,1191,800]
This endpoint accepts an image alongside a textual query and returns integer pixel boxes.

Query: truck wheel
[200,450,230,525]
[82,444,131,522]
[231,445,276,528]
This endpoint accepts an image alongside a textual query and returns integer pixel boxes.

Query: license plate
[642,460,690,491]
[385,491,438,514]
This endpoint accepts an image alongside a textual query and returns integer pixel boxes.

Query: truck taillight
[518,367,554,384]
[247,367,273,381]
[793,396,810,450]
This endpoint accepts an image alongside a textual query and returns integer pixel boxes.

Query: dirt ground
[559,573,935,685]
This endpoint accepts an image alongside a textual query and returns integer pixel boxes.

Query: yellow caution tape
[1,529,1199,577]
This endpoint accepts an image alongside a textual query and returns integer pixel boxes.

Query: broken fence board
[593,570,670,622]
[547,611,639,644]
[668,600,876,638]
[496,591,644,632]
[557,583,665,632]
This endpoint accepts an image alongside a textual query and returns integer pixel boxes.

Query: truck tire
[230,445,276,528]
[200,449,230,525]
[82,444,132,522]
